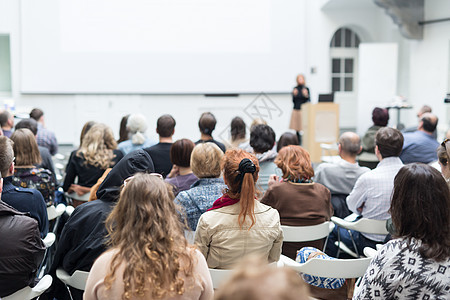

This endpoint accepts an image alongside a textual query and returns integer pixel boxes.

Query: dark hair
[80,121,96,146]
[372,107,389,126]
[391,163,450,261]
[157,114,176,138]
[15,118,38,136]
[170,139,195,168]
[230,117,246,141]
[29,108,44,121]
[277,132,298,152]
[375,127,403,158]
[198,112,217,136]
[117,115,129,144]
[438,141,450,166]
[250,124,276,154]
[421,115,438,132]
[0,111,12,127]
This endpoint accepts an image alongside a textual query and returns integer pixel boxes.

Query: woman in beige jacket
[194,149,283,269]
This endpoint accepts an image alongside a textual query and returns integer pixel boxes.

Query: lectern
[302,103,340,163]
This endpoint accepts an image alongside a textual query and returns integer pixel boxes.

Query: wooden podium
[302,103,340,163]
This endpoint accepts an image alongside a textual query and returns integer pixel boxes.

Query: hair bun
[238,158,256,174]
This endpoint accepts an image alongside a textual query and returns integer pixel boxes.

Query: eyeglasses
[442,138,449,149]
[123,173,163,188]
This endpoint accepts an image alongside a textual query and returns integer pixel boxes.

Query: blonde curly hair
[77,123,117,169]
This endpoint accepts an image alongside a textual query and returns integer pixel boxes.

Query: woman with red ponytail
[194,149,283,269]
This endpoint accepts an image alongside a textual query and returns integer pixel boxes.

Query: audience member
[438,139,450,186]
[0,136,48,237]
[195,149,283,269]
[11,129,56,204]
[174,143,225,231]
[276,132,299,152]
[63,123,123,202]
[0,183,46,298]
[117,113,155,155]
[0,110,14,138]
[48,149,155,300]
[15,118,56,180]
[195,112,226,152]
[403,105,437,138]
[261,145,332,259]
[30,108,58,155]
[354,163,450,299]
[400,112,440,164]
[84,173,213,300]
[240,117,268,153]
[326,127,404,257]
[250,124,278,192]
[78,121,96,147]
[314,132,370,218]
[147,114,176,177]
[165,139,198,195]
[360,107,389,154]
[214,256,309,300]
[226,116,247,149]
[116,114,129,144]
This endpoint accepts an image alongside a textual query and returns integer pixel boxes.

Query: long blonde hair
[104,173,196,299]
[77,123,117,169]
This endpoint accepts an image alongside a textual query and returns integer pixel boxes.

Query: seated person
[11,129,56,204]
[30,108,59,155]
[250,124,278,192]
[175,143,226,231]
[276,132,299,152]
[84,173,213,300]
[0,136,48,238]
[314,132,369,218]
[146,114,175,177]
[165,139,198,195]
[354,164,450,299]
[226,116,247,149]
[195,112,226,152]
[195,149,283,269]
[261,145,333,259]
[118,113,155,155]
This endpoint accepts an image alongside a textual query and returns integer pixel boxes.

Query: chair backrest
[279,254,372,279]
[56,269,90,291]
[331,216,388,235]
[42,232,56,248]
[3,275,53,300]
[281,222,331,242]
[47,204,66,221]
[209,268,234,289]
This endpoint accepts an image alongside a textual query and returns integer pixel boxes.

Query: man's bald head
[339,132,362,157]
[419,112,438,133]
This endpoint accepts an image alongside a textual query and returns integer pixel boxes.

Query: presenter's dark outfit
[289,85,310,144]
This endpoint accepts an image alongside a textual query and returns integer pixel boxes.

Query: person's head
[29,108,44,122]
[0,111,14,128]
[198,112,217,137]
[78,123,117,169]
[437,139,450,180]
[105,173,195,299]
[276,132,299,152]
[339,132,362,157]
[296,74,305,86]
[127,113,148,145]
[117,114,129,144]
[275,145,314,181]
[371,107,389,127]
[10,129,42,166]
[250,124,276,154]
[80,121,96,146]
[215,256,309,300]
[230,117,246,142]
[375,127,403,159]
[170,139,195,168]
[222,149,260,228]
[15,118,38,136]
[417,105,432,118]
[0,136,14,177]
[156,114,176,138]
[190,143,223,178]
[418,112,438,133]
[391,163,450,261]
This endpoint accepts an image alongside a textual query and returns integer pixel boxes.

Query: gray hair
[127,114,148,145]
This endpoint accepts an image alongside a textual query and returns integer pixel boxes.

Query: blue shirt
[400,131,439,164]
[118,138,155,156]
[174,178,226,231]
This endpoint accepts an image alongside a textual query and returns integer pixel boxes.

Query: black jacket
[46,149,155,300]
[0,200,45,297]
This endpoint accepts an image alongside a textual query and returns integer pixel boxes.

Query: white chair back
[209,268,234,289]
[331,216,389,235]
[281,222,331,242]
[3,275,52,300]
[56,269,90,291]
[42,232,56,248]
[47,204,66,221]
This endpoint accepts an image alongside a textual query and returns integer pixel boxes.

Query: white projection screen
[20,0,306,94]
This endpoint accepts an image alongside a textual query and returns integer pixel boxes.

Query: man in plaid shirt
[30,108,58,155]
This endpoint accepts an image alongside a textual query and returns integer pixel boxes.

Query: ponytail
[238,172,256,229]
